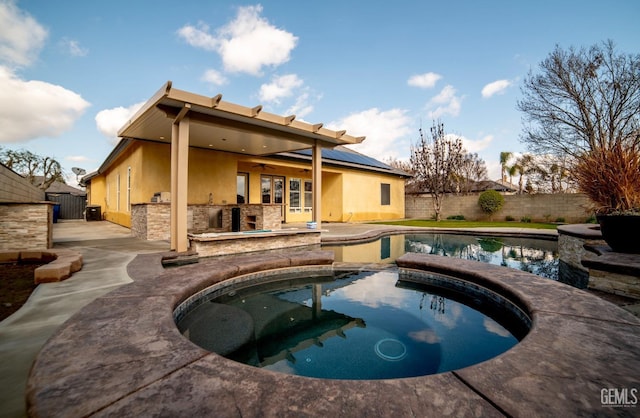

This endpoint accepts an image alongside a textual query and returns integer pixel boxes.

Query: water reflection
[323,233,559,280]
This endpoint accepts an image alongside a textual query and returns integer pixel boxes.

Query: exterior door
[261,175,285,222]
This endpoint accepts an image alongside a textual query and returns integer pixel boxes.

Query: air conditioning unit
[151,192,171,202]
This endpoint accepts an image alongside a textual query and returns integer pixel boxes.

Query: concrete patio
[2,220,639,417]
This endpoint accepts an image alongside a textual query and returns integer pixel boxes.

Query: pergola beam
[117,82,368,252]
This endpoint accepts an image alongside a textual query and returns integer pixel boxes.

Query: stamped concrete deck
[26,249,640,417]
[4,221,639,417]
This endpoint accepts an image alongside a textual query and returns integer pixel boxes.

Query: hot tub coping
[26,251,640,417]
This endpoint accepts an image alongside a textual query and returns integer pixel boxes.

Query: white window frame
[289,178,301,213]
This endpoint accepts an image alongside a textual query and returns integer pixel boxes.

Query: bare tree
[0,147,64,190]
[409,121,464,220]
[456,152,488,195]
[518,40,640,158]
[383,156,413,174]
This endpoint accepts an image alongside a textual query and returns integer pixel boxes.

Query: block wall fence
[0,163,45,202]
[405,193,592,223]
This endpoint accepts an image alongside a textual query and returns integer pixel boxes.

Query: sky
[1,0,638,185]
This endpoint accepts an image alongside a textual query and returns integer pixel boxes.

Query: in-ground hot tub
[26,251,640,417]
[175,267,531,380]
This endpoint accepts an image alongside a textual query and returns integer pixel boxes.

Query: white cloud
[459,134,493,154]
[259,74,303,103]
[426,85,462,119]
[483,317,511,337]
[486,160,502,181]
[285,92,314,119]
[65,155,90,162]
[409,329,440,344]
[95,101,145,143]
[0,1,48,67]
[481,79,512,98]
[176,22,218,51]
[0,66,90,143]
[407,72,442,89]
[60,37,88,57]
[177,5,298,76]
[328,108,413,160]
[201,69,227,86]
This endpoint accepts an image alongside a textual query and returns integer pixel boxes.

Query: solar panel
[292,148,391,170]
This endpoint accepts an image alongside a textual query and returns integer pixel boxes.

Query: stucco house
[83,82,409,251]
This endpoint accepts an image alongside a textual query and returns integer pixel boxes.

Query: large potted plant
[574,143,640,253]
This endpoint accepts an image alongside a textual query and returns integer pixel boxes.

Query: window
[289,178,301,212]
[381,183,390,205]
[116,173,121,211]
[126,167,131,212]
[237,173,248,204]
[304,180,312,212]
[289,179,312,213]
[261,176,272,203]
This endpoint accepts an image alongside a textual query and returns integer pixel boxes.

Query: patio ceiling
[117,81,365,156]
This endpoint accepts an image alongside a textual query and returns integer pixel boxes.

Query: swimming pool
[176,267,530,380]
[323,233,559,279]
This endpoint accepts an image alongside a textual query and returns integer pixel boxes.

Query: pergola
[117,82,365,253]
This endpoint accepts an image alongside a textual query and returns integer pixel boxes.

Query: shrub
[446,215,465,220]
[520,216,532,223]
[574,144,640,214]
[478,190,504,219]
[555,217,566,223]
[505,215,515,222]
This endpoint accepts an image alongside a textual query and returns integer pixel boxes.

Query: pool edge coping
[26,251,640,417]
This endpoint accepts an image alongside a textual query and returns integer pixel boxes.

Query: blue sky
[1,0,638,183]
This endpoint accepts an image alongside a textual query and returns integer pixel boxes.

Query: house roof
[83,82,408,182]
[117,81,364,156]
[83,141,410,185]
[277,146,411,177]
[36,177,86,196]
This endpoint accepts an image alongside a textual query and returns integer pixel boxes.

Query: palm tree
[499,151,512,183]
[507,164,518,187]
[515,154,534,194]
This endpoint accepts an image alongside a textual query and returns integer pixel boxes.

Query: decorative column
[312,141,322,229]
[171,105,191,253]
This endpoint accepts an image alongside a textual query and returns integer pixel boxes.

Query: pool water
[179,270,529,380]
[324,233,559,279]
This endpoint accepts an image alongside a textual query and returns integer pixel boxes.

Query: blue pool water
[179,269,529,380]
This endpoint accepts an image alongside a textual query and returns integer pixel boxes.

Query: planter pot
[596,214,640,254]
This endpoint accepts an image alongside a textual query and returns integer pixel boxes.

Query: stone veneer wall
[0,203,53,250]
[190,231,321,257]
[131,203,282,241]
[406,193,592,223]
[557,224,639,299]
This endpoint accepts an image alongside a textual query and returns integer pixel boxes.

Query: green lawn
[370,219,559,230]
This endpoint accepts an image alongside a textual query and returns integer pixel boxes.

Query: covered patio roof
[116,81,366,253]
[117,81,365,155]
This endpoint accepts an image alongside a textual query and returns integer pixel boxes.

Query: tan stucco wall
[333,167,405,222]
[88,141,406,228]
[322,172,343,222]
[189,149,238,204]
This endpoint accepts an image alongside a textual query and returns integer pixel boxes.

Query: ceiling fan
[252,163,275,170]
